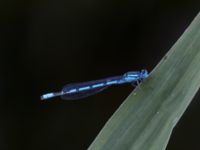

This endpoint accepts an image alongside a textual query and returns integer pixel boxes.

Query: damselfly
[41,69,148,101]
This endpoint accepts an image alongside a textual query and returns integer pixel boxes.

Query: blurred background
[1,0,200,149]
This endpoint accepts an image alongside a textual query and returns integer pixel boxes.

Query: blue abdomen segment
[61,76,122,100]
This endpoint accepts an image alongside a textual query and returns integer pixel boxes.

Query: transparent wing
[61,86,109,100]
[60,76,122,100]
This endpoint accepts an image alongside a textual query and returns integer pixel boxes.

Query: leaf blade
[88,12,200,150]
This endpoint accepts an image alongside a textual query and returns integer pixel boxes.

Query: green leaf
[88,12,200,150]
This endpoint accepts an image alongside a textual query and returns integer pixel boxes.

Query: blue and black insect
[41,69,148,101]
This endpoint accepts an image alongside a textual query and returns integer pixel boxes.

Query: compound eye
[140,69,148,78]
[141,69,146,74]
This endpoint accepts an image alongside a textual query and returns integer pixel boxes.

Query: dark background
[1,0,200,149]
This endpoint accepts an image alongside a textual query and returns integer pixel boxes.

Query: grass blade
[88,12,200,150]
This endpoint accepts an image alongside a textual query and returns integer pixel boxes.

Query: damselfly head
[140,69,148,79]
